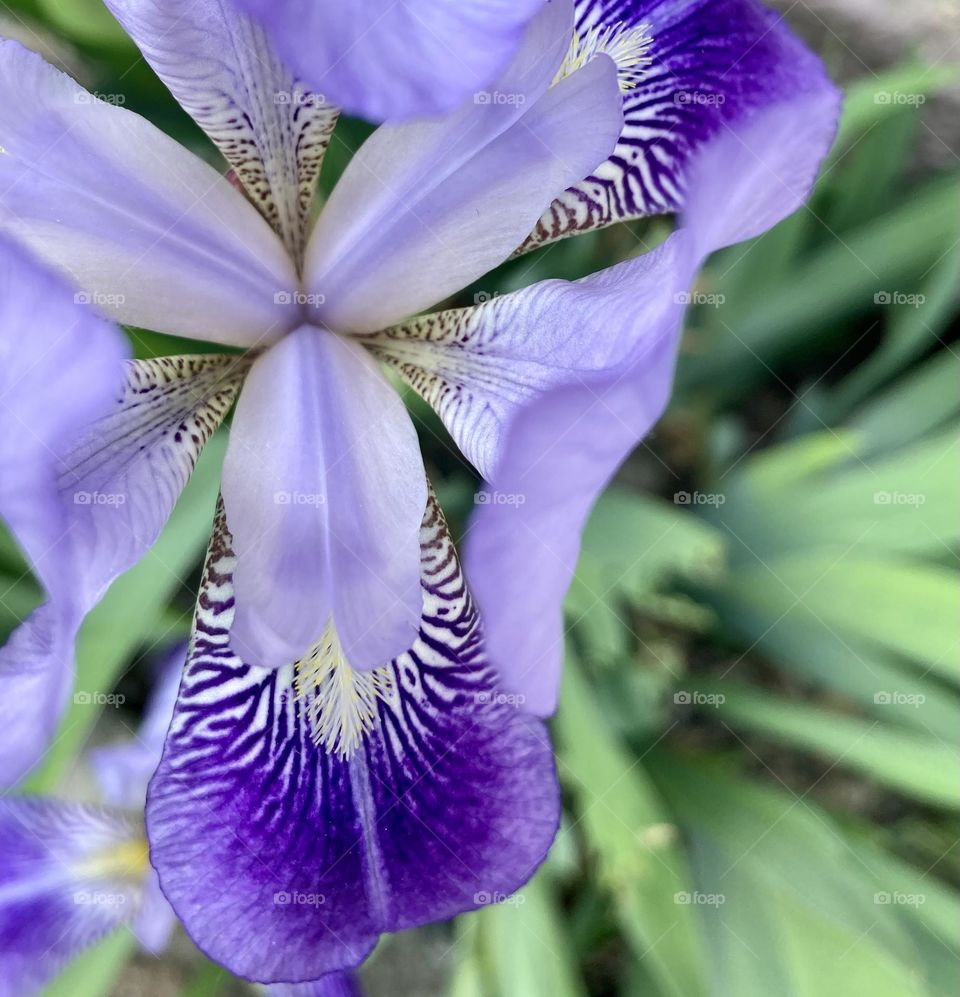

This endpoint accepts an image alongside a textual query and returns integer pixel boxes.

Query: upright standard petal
[234,0,546,122]
[466,90,842,715]
[148,497,559,982]
[104,0,338,262]
[0,799,150,996]
[0,40,297,346]
[0,356,245,787]
[304,1,624,333]
[222,327,426,671]
[522,0,841,250]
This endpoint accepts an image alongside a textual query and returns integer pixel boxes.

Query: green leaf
[720,554,960,686]
[555,649,707,997]
[649,754,937,996]
[473,872,586,997]
[41,928,135,997]
[691,680,960,808]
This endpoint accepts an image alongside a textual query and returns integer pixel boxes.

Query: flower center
[554,20,654,93]
[294,620,395,758]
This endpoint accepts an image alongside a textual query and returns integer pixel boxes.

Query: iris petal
[233,0,546,123]
[0,356,245,787]
[0,40,296,346]
[466,91,841,715]
[104,0,338,262]
[222,326,426,672]
[147,496,559,982]
[304,0,623,333]
[522,0,841,250]
[0,799,151,995]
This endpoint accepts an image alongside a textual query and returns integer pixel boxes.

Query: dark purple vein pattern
[147,496,559,982]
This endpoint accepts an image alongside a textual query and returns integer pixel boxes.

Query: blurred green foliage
[0,4,956,996]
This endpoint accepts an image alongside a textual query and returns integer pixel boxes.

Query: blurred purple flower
[0,645,358,996]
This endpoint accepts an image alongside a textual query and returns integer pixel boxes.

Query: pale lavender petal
[304,1,623,333]
[0,357,244,788]
[222,327,426,671]
[0,237,127,788]
[147,498,558,982]
[467,91,841,715]
[0,40,297,346]
[104,0,338,262]
[234,0,546,122]
[0,798,149,995]
[524,0,840,248]
[90,643,187,809]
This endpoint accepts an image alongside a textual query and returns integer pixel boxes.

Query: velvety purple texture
[147,501,559,982]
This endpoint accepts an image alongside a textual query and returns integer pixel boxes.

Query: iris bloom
[0,646,356,996]
[0,0,840,984]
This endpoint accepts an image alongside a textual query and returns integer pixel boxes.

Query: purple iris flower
[0,651,179,997]
[0,645,357,997]
[0,0,620,785]
[0,0,840,985]
[233,0,547,121]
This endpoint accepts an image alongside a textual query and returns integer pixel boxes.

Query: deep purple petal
[104,0,338,262]
[233,0,545,122]
[304,1,623,333]
[467,91,841,715]
[0,357,244,788]
[0,798,149,995]
[222,327,426,671]
[525,0,841,248]
[0,40,296,346]
[147,497,559,982]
